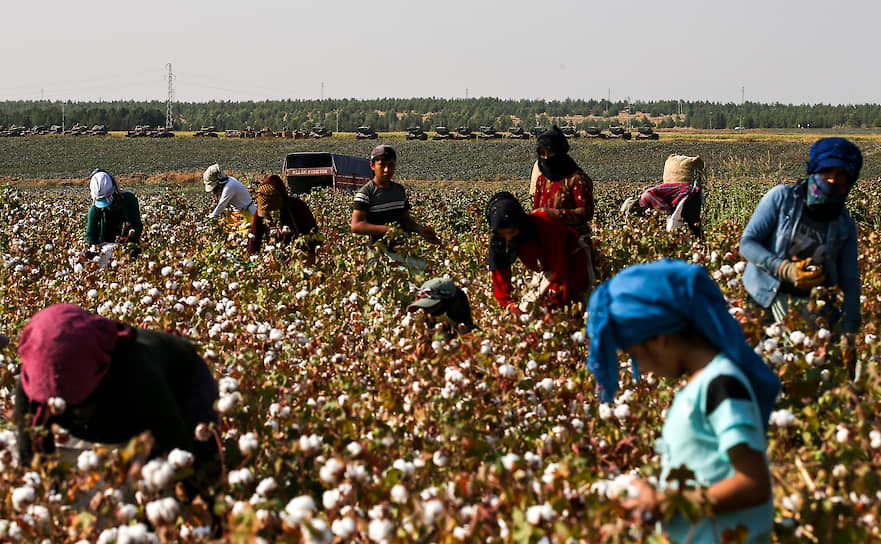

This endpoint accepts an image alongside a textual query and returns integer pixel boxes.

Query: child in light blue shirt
[586,259,780,543]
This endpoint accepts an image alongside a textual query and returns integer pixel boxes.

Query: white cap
[89,172,116,208]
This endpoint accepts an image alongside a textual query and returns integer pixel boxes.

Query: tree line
[2,97,881,132]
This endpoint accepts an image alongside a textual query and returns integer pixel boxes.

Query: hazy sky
[2,0,879,105]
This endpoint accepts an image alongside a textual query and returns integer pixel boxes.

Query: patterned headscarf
[586,259,780,430]
[256,175,286,217]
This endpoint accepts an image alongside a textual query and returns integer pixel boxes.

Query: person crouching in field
[620,154,705,237]
[586,259,780,544]
[248,174,319,258]
[85,169,143,257]
[350,145,441,269]
[203,163,257,225]
[14,304,221,491]
[740,137,862,377]
[407,278,477,336]
[487,192,591,316]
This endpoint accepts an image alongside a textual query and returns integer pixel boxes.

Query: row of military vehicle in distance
[405,125,659,140]
[196,125,336,139]
[0,123,108,137]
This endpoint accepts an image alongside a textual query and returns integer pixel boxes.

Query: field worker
[586,259,780,543]
[248,174,319,257]
[740,138,862,376]
[487,192,591,316]
[14,305,220,485]
[532,125,595,237]
[350,144,441,246]
[203,163,256,224]
[85,168,143,256]
[407,278,477,335]
[620,154,705,237]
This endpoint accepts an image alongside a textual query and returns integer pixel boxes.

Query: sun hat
[90,171,116,208]
[203,163,228,191]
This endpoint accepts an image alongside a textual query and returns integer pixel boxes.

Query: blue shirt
[656,354,773,543]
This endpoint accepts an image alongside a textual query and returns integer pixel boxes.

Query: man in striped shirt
[350,145,441,245]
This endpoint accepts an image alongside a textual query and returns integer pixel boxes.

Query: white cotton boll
[789,331,806,346]
[712,270,723,280]
[392,458,415,475]
[145,497,179,526]
[598,403,613,420]
[87,289,99,299]
[832,464,847,479]
[346,442,363,457]
[614,404,631,420]
[432,450,449,467]
[519,313,530,323]
[77,450,100,472]
[710,251,720,263]
[368,518,395,543]
[269,328,284,341]
[526,503,554,525]
[331,517,356,539]
[391,483,409,504]
[866,334,878,344]
[284,495,316,524]
[817,328,831,340]
[319,457,344,484]
[47,396,66,415]
[323,488,342,510]
[217,392,242,414]
[161,266,173,277]
[765,324,783,338]
[140,295,153,305]
[299,434,323,455]
[768,351,784,367]
[173,303,185,313]
[423,498,445,525]
[238,433,258,456]
[501,453,520,471]
[498,364,516,378]
[836,425,850,444]
[296,289,309,299]
[763,338,778,352]
[806,351,825,367]
[117,503,138,522]
[734,261,746,274]
[720,264,734,277]
[167,449,194,469]
[869,430,881,450]
[537,378,554,392]
[11,486,35,511]
[141,459,175,490]
[303,519,333,544]
[228,282,240,291]
[256,477,277,498]
[218,376,239,394]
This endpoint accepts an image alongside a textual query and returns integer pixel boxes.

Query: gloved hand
[620,197,640,215]
[778,258,825,289]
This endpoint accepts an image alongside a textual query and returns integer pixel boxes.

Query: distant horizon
[3,96,880,108]
[3,0,880,106]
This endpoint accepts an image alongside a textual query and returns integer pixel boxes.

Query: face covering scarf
[805,173,847,222]
[537,153,580,182]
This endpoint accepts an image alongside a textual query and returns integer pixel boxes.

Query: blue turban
[586,259,780,430]
[806,137,863,185]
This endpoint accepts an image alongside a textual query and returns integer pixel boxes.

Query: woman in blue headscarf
[586,259,780,544]
[740,137,862,374]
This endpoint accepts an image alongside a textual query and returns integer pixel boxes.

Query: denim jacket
[740,180,861,333]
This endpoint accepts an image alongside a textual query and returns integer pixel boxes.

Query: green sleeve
[85,205,100,244]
